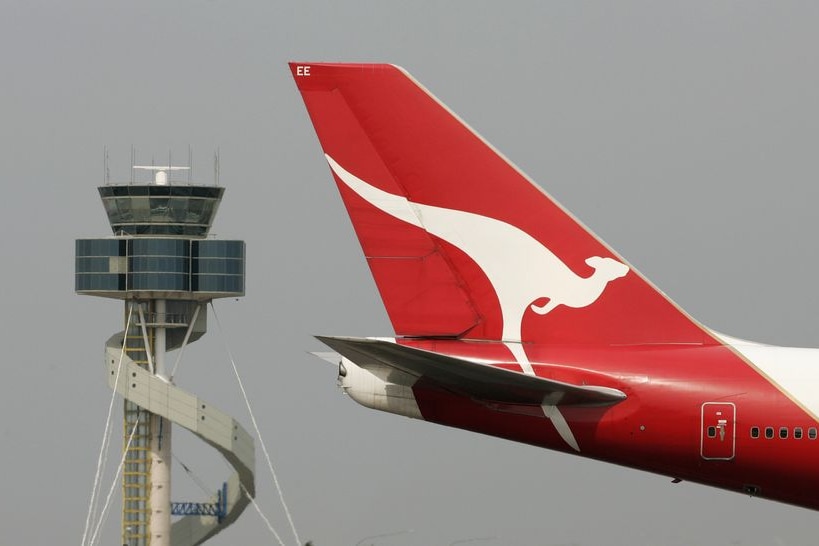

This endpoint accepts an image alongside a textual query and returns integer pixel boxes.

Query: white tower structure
[76,163,255,546]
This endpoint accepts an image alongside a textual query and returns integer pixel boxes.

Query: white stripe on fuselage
[714,331,819,420]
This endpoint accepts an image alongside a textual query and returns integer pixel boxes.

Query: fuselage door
[701,402,736,460]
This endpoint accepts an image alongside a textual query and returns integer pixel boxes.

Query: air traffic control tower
[76,164,254,546]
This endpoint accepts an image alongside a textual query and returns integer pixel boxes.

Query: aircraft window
[750,427,760,439]
[795,427,803,439]
[707,426,716,438]
[810,428,817,440]
[779,427,788,439]
[765,427,774,439]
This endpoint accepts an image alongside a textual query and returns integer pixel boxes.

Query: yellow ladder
[122,309,153,546]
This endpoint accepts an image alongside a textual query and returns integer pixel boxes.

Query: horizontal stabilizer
[309,351,341,366]
[316,336,626,407]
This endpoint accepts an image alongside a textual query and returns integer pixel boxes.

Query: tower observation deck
[76,164,254,546]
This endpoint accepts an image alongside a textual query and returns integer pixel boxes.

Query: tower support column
[150,299,171,546]
[150,414,171,546]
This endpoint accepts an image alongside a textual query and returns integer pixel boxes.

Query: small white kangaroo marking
[326,154,629,368]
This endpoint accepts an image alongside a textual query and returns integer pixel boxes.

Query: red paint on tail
[291,62,710,346]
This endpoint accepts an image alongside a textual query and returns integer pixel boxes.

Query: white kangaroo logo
[326,154,629,374]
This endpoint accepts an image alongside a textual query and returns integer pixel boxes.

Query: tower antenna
[214,148,220,186]
[103,146,110,185]
[130,146,135,184]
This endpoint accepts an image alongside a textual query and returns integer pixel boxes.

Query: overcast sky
[4,2,819,545]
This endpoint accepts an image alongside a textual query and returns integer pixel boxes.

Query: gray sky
[3,1,819,545]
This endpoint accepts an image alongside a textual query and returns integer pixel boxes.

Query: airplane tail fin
[291,62,710,346]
